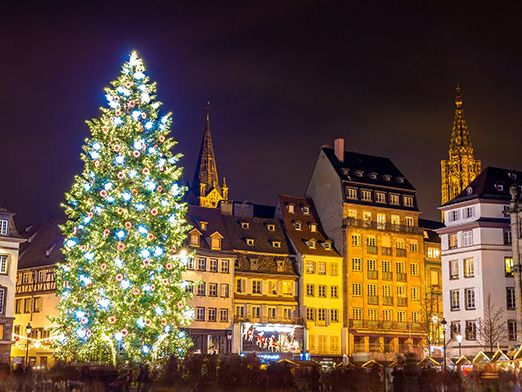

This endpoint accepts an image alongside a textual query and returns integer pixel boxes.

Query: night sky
[2,1,522,226]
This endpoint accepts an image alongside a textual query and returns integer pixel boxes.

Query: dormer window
[341,168,349,176]
[466,186,473,195]
[250,259,258,270]
[241,222,250,229]
[295,221,302,231]
[302,206,310,215]
[509,172,517,180]
[382,174,391,181]
[369,172,378,179]
[310,223,317,232]
[0,219,8,236]
[277,260,284,272]
[267,224,275,231]
[246,239,255,246]
[496,182,505,192]
[189,229,201,247]
[309,239,316,249]
[355,170,364,177]
[403,196,414,207]
[200,221,208,230]
[324,241,332,250]
[272,241,281,248]
[210,232,223,250]
[396,177,405,183]
[287,204,295,213]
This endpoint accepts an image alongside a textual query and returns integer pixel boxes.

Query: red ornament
[166,263,172,270]
[125,221,132,229]
[117,243,125,251]
[101,263,107,271]
[131,189,138,196]
[151,284,155,291]
[133,151,141,158]
[147,233,154,240]
[133,289,140,296]
[116,274,123,282]
[151,208,158,216]
[88,212,94,218]
[117,171,125,179]
[142,168,150,175]
[163,278,169,285]
[115,109,122,116]
[114,145,121,152]
[121,329,129,337]
[81,317,88,324]
[102,126,109,133]
[125,81,133,88]
[80,245,87,251]
[141,113,146,119]
[117,207,124,214]
[161,318,167,325]
[146,319,152,326]
[128,101,135,108]
[94,161,101,168]
[159,135,165,143]
[99,190,107,198]
[177,301,183,309]
[103,229,110,236]
[108,316,116,324]
[157,186,163,192]
[114,96,120,102]
[143,259,151,267]
[86,330,92,337]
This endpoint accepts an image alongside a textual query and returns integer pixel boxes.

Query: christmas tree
[53,52,193,366]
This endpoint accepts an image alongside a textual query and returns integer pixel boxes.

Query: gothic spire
[192,113,221,196]
[449,84,474,157]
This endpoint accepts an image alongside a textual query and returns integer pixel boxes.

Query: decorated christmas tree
[53,52,193,366]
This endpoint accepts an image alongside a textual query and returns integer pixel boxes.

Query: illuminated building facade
[184,206,235,354]
[11,218,64,368]
[507,181,522,345]
[0,207,24,363]
[306,139,427,362]
[438,167,520,359]
[276,195,346,358]
[222,215,303,356]
[441,85,481,210]
[188,115,228,208]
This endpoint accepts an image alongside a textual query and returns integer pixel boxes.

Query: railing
[367,270,378,279]
[396,248,407,257]
[367,245,378,254]
[397,273,407,281]
[368,295,379,304]
[382,271,393,280]
[348,319,423,332]
[397,297,408,306]
[234,315,304,325]
[383,296,393,305]
[344,218,423,234]
[382,247,392,256]
[354,343,366,352]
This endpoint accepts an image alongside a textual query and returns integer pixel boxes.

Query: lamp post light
[456,334,463,357]
[25,323,32,368]
[441,318,447,373]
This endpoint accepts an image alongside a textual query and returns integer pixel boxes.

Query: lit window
[0,256,7,275]
[310,223,317,232]
[410,263,419,276]
[200,221,208,230]
[267,224,275,231]
[450,260,459,279]
[450,290,460,310]
[246,239,254,246]
[241,222,250,229]
[351,234,361,246]
[190,232,200,247]
[376,192,386,203]
[294,222,302,230]
[449,234,458,249]
[506,257,514,277]
[346,188,358,199]
[288,204,295,213]
[389,194,399,205]
[302,206,310,215]
[352,258,362,271]
[306,261,315,273]
[465,288,475,309]
[318,263,326,275]
[330,263,338,275]
[210,234,222,250]
[361,190,372,201]
[464,258,474,277]
[404,196,414,207]
[272,241,281,248]
[0,220,8,236]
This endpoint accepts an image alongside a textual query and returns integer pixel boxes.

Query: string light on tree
[52,51,193,366]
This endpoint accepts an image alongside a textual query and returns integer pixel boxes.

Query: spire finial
[204,101,211,122]
[455,84,462,108]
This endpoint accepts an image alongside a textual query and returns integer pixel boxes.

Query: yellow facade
[343,203,426,361]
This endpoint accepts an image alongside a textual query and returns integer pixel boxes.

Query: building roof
[17,217,67,269]
[322,147,416,191]
[442,166,522,207]
[449,85,475,157]
[222,215,293,255]
[277,194,341,257]
[186,205,233,252]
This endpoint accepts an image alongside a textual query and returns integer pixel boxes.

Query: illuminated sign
[242,323,302,353]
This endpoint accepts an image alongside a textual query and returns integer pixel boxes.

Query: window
[351,234,361,246]
[306,308,315,321]
[0,220,8,236]
[318,263,326,275]
[405,217,414,226]
[32,297,41,313]
[197,283,206,296]
[241,222,250,229]
[282,281,292,296]
[377,214,386,229]
[209,259,218,272]
[346,188,358,199]
[464,258,474,277]
[267,224,275,231]
[272,241,281,248]
[404,196,414,207]
[0,256,7,274]
[509,321,517,341]
[383,285,392,298]
[361,190,372,201]
[252,306,261,319]
[507,288,516,310]
[347,209,357,219]
[310,223,317,232]
[353,282,362,296]
[449,210,460,222]
[376,192,386,203]
[246,239,254,246]
[506,257,514,277]
[306,261,315,273]
[409,241,418,252]
[330,263,338,275]
[302,206,310,215]
[196,307,205,321]
[24,298,31,313]
[381,309,392,322]
[430,270,440,286]
[382,260,391,272]
[268,307,277,320]
[363,211,372,223]
[465,207,474,219]
[353,308,363,320]
[391,215,400,226]
[368,284,377,297]
[211,235,222,250]
[268,281,277,295]
[397,286,406,298]
[308,239,316,249]
[220,309,228,322]
[318,285,326,297]
[0,288,5,315]
[324,241,332,250]
[306,284,315,296]
[352,258,362,271]
[410,263,419,276]
[396,261,406,274]
[190,232,200,247]
[411,287,420,301]
[505,231,512,245]
[318,309,326,322]
[412,312,420,323]
[450,322,461,339]
[252,280,262,294]
[220,283,229,298]
[450,260,459,279]
[368,309,378,321]
[465,288,475,310]
[208,283,217,297]
[250,259,258,270]
[287,204,295,213]
[295,222,302,230]
[236,279,244,294]
[208,308,217,322]
[390,194,399,205]
[465,321,476,340]
[197,257,206,271]
[331,286,339,298]
[451,290,460,310]
[449,234,458,249]
[428,247,439,258]
[15,299,22,314]
[235,305,245,318]
[367,235,376,247]
[331,336,339,351]
[462,231,473,247]
[221,260,229,273]
[187,257,195,270]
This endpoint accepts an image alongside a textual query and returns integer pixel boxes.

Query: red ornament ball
[117,243,125,251]
[159,135,165,143]
[121,329,129,337]
[142,168,150,175]
[116,274,123,282]
[124,221,132,229]
[99,190,107,198]
[133,151,141,158]
[151,208,158,216]
[143,259,151,267]
[103,229,110,236]
[147,233,154,240]
[114,145,121,152]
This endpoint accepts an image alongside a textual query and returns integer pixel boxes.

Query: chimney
[334,138,344,162]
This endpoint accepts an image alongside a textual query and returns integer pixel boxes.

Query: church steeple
[441,85,481,210]
[190,109,229,208]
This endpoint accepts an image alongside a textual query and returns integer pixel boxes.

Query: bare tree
[477,293,509,352]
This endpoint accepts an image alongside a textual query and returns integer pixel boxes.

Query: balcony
[396,248,407,257]
[367,245,378,254]
[397,297,408,306]
[367,270,378,280]
[368,295,379,304]
[382,271,393,280]
[397,273,407,281]
[382,247,392,256]
[383,296,394,305]
[348,319,423,332]
[233,315,304,325]
[344,218,423,234]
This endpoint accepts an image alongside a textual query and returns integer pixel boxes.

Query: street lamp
[440,318,447,373]
[456,334,463,357]
[25,323,32,368]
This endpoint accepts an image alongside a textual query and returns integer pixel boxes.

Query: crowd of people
[1,355,522,391]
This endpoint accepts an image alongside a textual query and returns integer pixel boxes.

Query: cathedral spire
[441,85,481,211]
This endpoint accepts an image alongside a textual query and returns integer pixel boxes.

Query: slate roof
[419,219,443,244]
[277,194,341,257]
[17,217,67,269]
[442,166,522,207]
[186,205,233,252]
[322,147,416,191]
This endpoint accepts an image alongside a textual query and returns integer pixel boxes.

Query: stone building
[507,179,522,345]
[441,85,481,210]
